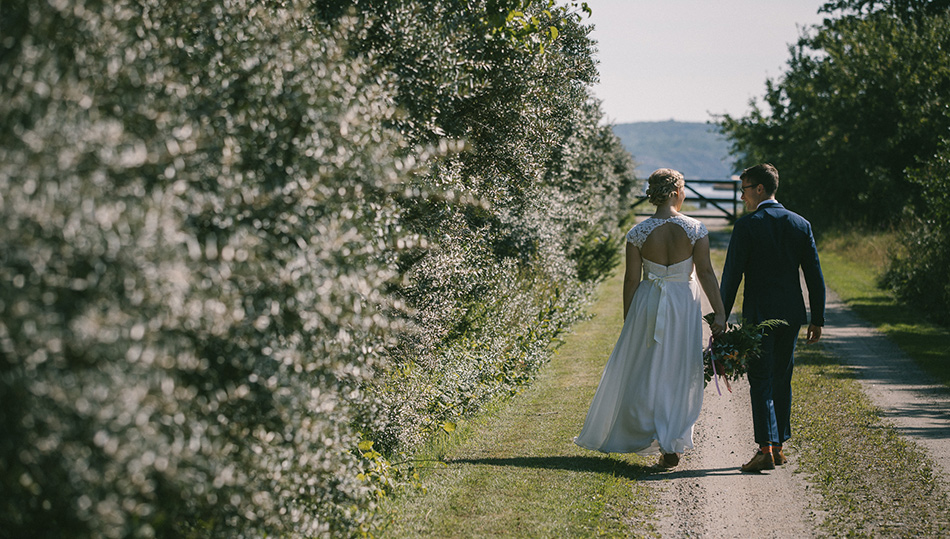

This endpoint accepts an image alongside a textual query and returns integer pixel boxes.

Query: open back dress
[574,215,707,455]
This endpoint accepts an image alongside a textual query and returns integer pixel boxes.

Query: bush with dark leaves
[0,0,634,536]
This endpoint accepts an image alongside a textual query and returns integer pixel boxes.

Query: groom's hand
[806,324,822,344]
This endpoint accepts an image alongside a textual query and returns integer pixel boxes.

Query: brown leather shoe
[740,450,775,472]
[773,447,787,466]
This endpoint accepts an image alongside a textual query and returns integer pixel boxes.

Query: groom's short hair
[740,163,779,196]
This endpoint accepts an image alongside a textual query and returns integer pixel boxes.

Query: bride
[574,168,727,469]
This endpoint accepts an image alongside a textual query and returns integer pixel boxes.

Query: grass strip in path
[379,267,657,538]
[792,344,950,536]
[794,232,950,535]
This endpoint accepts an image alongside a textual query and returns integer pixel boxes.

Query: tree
[882,138,950,324]
[719,0,950,228]
[310,0,635,454]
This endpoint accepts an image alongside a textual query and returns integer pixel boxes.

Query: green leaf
[358,440,374,452]
[441,422,457,433]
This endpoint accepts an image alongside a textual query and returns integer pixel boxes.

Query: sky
[586,0,829,124]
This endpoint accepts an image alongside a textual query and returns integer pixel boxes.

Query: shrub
[0,1,420,536]
[0,0,634,536]
[312,1,635,454]
[882,139,950,325]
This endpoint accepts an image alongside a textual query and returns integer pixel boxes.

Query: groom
[720,163,826,473]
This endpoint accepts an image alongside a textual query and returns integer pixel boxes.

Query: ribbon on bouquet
[706,335,732,396]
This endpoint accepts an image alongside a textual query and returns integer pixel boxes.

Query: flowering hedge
[0,0,634,536]
[316,0,637,455]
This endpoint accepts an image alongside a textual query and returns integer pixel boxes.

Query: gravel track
[821,288,950,487]
[651,361,824,537]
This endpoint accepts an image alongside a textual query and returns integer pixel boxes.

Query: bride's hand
[710,313,727,336]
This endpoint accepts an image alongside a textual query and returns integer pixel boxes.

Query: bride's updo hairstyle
[645,168,685,206]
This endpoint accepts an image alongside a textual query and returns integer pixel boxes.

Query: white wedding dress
[574,216,707,455]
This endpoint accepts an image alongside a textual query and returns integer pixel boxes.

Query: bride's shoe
[656,452,680,469]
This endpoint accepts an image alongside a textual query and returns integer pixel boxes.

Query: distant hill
[612,121,738,180]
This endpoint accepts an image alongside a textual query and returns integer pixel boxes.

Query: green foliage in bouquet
[702,314,788,386]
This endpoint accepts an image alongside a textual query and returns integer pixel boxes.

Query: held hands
[709,312,727,336]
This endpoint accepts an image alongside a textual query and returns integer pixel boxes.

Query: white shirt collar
[756,198,778,209]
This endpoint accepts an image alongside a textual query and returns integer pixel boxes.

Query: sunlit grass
[818,228,950,387]
[819,227,898,272]
[379,264,657,538]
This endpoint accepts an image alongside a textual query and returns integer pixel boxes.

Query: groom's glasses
[741,184,758,191]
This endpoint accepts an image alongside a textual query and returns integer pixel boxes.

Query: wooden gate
[630,179,741,222]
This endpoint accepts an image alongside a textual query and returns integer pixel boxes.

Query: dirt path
[652,377,825,537]
[651,286,824,538]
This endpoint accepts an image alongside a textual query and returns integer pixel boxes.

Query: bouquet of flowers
[702,313,787,392]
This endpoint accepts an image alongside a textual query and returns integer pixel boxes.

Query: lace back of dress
[626,215,708,248]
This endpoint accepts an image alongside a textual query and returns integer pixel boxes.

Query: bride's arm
[623,242,641,321]
[693,235,727,334]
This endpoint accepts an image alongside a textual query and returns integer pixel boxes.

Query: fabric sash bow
[646,271,691,344]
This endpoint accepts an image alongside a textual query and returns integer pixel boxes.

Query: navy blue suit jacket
[720,200,825,328]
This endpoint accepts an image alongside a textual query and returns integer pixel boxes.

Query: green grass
[377,266,658,538]
[818,229,950,387]
[792,345,950,536]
